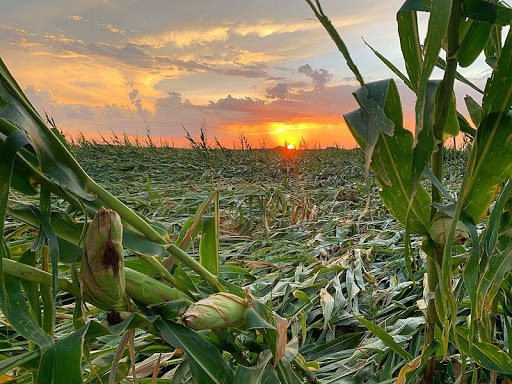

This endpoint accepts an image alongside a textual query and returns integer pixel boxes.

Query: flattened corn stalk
[2,258,191,310]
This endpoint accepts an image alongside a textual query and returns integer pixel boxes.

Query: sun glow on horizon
[265,119,355,148]
[219,117,357,149]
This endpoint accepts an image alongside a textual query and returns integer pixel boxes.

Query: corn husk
[124,268,192,305]
[429,212,470,245]
[182,292,249,330]
[80,207,127,311]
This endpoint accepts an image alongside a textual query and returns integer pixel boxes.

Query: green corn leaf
[458,32,511,224]
[481,180,512,257]
[457,20,493,68]
[398,2,452,257]
[37,323,89,384]
[456,327,512,374]
[457,112,477,138]
[475,243,512,320]
[36,316,160,383]
[244,308,275,330]
[275,357,302,384]
[175,215,202,253]
[220,265,256,282]
[299,332,364,361]
[149,300,191,320]
[106,312,158,338]
[25,205,60,306]
[2,258,82,300]
[352,85,395,136]
[9,154,40,195]
[351,82,394,189]
[345,79,431,235]
[464,0,497,23]
[399,0,431,12]
[0,350,41,377]
[56,238,82,264]
[363,39,413,89]
[233,350,273,384]
[399,0,453,112]
[366,31,482,99]
[19,249,41,324]
[0,128,30,274]
[0,121,84,204]
[492,26,504,63]
[0,121,39,195]
[0,275,54,350]
[419,80,439,145]
[459,209,480,305]
[423,167,455,203]
[200,216,219,277]
[397,7,422,92]
[304,0,364,86]
[151,317,233,384]
[438,172,480,356]
[465,95,483,127]
[353,314,414,362]
[260,325,279,360]
[495,5,512,26]
[261,365,280,384]
[463,114,512,222]
[0,128,55,350]
[397,339,439,384]
[413,0,451,172]
[459,213,481,348]
[463,0,512,26]
[172,263,200,294]
[174,191,219,253]
[484,24,502,68]
[430,81,459,142]
[482,27,512,117]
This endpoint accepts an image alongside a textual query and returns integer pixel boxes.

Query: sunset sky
[0,1,489,148]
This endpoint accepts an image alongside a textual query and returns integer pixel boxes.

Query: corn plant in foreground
[307,0,512,382]
[0,60,315,382]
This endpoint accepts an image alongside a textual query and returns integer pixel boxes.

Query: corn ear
[429,212,470,245]
[182,292,250,330]
[80,207,127,311]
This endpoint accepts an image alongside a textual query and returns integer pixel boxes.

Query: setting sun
[287,143,296,150]
[221,118,357,149]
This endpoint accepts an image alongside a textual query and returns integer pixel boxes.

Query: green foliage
[344,79,431,235]
[3,0,512,382]
[1,60,330,382]
[308,0,512,382]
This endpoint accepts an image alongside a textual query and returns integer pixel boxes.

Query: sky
[0,1,490,148]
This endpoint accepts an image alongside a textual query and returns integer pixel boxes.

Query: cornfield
[2,0,512,383]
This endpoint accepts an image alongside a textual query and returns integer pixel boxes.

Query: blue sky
[0,1,489,147]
